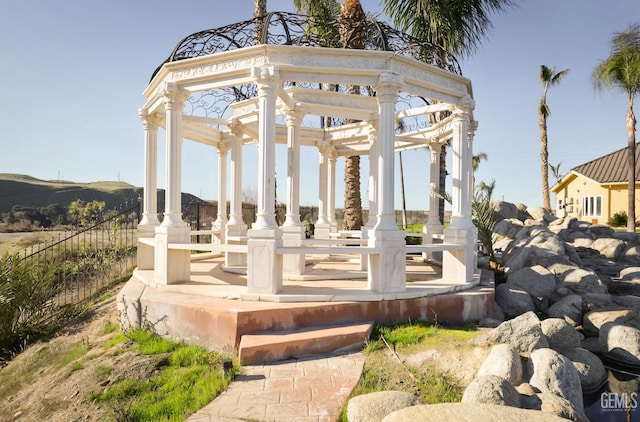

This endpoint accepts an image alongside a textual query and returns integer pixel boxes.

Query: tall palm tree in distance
[592,22,640,233]
[382,0,518,223]
[539,64,569,211]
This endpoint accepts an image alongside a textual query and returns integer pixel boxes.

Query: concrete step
[238,322,374,365]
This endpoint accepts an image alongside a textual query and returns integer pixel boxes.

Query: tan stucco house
[551,144,640,225]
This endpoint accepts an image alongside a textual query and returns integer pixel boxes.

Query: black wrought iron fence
[18,202,140,306]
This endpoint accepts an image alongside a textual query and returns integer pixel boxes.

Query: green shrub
[608,211,628,227]
[0,253,70,361]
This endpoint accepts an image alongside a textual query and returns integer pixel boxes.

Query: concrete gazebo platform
[118,12,489,360]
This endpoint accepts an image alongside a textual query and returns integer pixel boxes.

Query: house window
[582,196,602,217]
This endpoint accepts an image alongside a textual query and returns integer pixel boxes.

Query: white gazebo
[134,12,479,299]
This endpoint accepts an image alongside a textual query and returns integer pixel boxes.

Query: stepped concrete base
[238,322,373,365]
[118,268,494,359]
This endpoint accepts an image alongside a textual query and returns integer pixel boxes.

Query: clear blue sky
[1,0,638,212]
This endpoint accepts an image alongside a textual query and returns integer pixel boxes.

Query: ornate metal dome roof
[151,11,461,81]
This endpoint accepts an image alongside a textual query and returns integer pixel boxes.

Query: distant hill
[0,173,144,213]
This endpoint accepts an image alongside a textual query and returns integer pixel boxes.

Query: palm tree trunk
[627,96,637,233]
[340,0,366,230]
[254,0,267,44]
[539,103,551,211]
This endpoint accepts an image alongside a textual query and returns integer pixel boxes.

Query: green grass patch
[95,365,112,382]
[103,321,119,335]
[103,332,127,350]
[364,321,478,352]
[94,329,238,421]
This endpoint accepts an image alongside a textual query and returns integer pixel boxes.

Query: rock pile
[344,202,640,421]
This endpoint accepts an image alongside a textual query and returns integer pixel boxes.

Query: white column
[315,146,330,239]
[284,110,303,228]
[247,66,282,295]
[225,122,247,267]
[327,147,338,233]
[227,121,245,227]
[361,121,378,271]
[282,110,305,275]
[443,95,477,284]
[364,121,379,229]
[137,109,160,270]
[160,82,188,228]
[423,142,444,261]
[252,67,279,231]
[154,82,191,285]
[368,72,406,293]
[213,143,229,244]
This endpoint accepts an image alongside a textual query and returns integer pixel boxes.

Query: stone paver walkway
[188,352,365,422]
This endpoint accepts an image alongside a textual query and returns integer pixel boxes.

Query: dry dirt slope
[0,283,170,422]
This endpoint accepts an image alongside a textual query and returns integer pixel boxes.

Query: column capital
[217,141,231,156]
[161,82,189,111]
[454,95,475,115]
[285,109,304,126]
[375,72,403,100]
[139,109,159,131]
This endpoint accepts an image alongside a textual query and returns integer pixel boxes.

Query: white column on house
[225,121,247,267]
[137,108,160,270]
[423,142,444,261]
[247,66,282,294]
[443,94,477,283]
[154,81,191,285]
[213,142,229,244]
[368,72,406,293]
[282,109,306,275]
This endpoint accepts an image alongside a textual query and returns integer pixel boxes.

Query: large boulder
[598,322,640,366]
[492,200,519,221]
[346,391,423,422]
[381,403,568,422]
[507,265,558,307]
[582,308,636,336]
[546,294,583,326]
[527,348,583,410]
[495,284,536,318]
[536,393,589,422]
[559,347,607,393]
[540,318,581,350]
[527,207,551,221]
[591,237,626,259]
[461,375,521,407]
[553,266,607,295]
[476,344,523,385]
[473,311,549,355]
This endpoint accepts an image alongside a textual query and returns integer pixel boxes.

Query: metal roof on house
[572,143,640,184]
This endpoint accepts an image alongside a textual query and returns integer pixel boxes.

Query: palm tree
[592,22,640,233]
[539,65,569,211]
[382,0,518,223]
[254,0,267,43]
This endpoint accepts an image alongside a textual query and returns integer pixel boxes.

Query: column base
[367,229,406,293]
[422,221,444,262]
[442,226,477,284]
[137,222,158,270]
[225,223,247,267]
[314,222,331,240]
[247,228,283,294]
[282,225,305,276]
[154,225,191,285]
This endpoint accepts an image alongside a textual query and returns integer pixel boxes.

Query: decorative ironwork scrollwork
[151,12,461,81]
